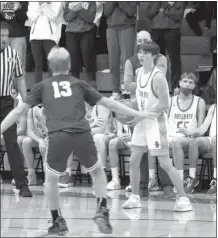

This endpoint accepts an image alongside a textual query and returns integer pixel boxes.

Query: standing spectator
[64,2,103,85]
[104,2,137,100]
[27,2,64,85]
[185,2,217,36]
[124,30,167,98]
[147,2,186,92]
[0,2,28,87]
[0,21,32,197]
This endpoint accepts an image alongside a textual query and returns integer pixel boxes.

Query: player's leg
[107,137,128,190]
[22,136,38,185]
[122,149,145,209]
[158,155,192,211]
[170,137,190,182]
[148,154,159,190]
[44,131,74,235]
[208,136,217,195]
[58,152,74,188]
[93,133,110,174]
[71,131,112,234]
[187,137,210,193]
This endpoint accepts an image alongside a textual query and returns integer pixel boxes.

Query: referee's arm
[15,52,27,100]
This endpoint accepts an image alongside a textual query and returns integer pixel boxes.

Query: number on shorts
[52,81,72,98]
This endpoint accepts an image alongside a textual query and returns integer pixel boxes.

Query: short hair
[180,72,198,84]
[137,41,160,56]
[47,46,71,73]
[0,21,9,32]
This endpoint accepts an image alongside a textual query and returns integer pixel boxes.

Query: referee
[0,21,32,197]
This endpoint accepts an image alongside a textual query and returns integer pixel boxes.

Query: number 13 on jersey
[52,81,72,98]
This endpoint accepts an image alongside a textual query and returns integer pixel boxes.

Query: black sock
[51,209,61,221]
[97,197,107,208]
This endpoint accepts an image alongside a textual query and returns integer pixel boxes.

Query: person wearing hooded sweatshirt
[27,2,64,85]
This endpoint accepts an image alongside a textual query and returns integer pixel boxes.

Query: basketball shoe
[48,216,68,235]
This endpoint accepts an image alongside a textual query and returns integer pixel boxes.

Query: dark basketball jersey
[24,75,102,133]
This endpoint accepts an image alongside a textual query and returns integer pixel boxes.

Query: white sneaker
[27,173,37,186]
[174,197,193,212]
[11,178,15,186]
[148,178,160,191]
[122,194,142,209]
[107,179,121,190]
[125,184,132,192]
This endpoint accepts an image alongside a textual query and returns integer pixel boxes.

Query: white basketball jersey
[168,95,200,137]
[32,106,47,138]
[136,66,162,112]
[209,105,216,137]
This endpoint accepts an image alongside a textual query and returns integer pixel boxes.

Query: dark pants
[31,40,56,85]
[66,28,96,81]
[151,29,181,91]
[186,2,217,36]
[0,96,26,189]
[106,27,135,93]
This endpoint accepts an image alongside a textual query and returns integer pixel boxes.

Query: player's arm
[1,102,30,134]
[167,97,173,117]
[196,98,206,127]
[151,73,170,114]
[1,83,42,135]
[197,104,215,135]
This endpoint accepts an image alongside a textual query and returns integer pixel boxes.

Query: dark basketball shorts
[45,130,100,175]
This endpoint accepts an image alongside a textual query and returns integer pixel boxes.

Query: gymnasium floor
[1,183,217,237]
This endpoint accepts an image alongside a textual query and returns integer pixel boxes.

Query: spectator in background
[185,2,217,36]
[27,2,64,85]
[146,2,186,92]
[0,2,29,86]
[104,2,137,100]
[124,30,167,98]
[64,2,103,86]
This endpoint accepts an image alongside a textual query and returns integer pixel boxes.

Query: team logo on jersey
[155,141,159,148]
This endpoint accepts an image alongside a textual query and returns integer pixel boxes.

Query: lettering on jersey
[138,90,148,99]
[174,114,193,120]
[155,141,159,148]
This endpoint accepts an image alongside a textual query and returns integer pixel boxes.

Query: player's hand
[39,139,46,156]
[69,2,83,11]
[13,2,20,11]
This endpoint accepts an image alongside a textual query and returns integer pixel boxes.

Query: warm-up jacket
[27,2,64,44]
[103,2,137,29]
[146,2,186,29]
[64,2,103,33]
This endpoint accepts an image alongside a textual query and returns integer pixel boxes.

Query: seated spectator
[104,2,137,100]
[146,1,186,91]
[64,2,103,85]
[107,119,132,190]
[27,2,64,85]
[21,105,48,185]
[168,73,206,192]
[124,30,167,98]
[85,102,112,172]
[185,2,217,36]
[187,104,216,195]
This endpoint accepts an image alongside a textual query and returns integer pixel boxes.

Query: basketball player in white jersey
[187,104,216,194]
[122,42,192,212]
[168,73,206,193]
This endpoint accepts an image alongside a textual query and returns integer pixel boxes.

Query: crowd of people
[0,1,217,236]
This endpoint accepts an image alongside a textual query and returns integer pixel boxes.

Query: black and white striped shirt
[0,45,23,97]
